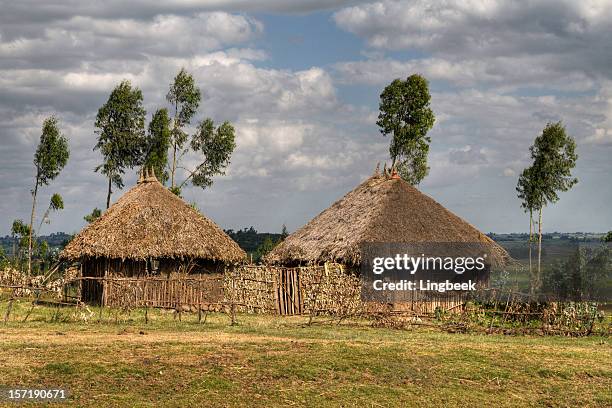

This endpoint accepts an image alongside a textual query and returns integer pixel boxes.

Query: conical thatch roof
[61,171,246,263]
[266,174,509,266]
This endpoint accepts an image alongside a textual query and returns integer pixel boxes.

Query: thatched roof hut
[61,170,245,264]
[266,172,509,266]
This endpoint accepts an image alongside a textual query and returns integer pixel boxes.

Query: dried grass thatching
[61,171,245,263]
[266,174,509,266]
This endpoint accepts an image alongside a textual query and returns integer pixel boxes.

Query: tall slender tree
[94,80,146,208]
[516,166,543,295]
[522,122,578,293]
[167,68,201,189]
[377,74,435,185]
[28,117,69,276]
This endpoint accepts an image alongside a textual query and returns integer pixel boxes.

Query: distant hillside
[0,232,73,255]
[488,232,605,242]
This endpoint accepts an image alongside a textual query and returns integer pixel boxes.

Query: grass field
[0,301,610,407]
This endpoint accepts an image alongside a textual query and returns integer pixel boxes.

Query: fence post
[22,289,42,323]
[98,284,103,323]
[144,280,148,325]
[197,278,204,323]
[3,289,16,324]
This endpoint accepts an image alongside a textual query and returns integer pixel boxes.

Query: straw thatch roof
[61,170,246,263]
[266,173,509,266]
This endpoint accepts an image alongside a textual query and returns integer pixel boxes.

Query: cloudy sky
[1,0,611,237]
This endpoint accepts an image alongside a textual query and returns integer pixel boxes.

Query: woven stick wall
[226,264,362,315]
[226,264,467,316]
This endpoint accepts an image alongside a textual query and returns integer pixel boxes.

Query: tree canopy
[177,119,236,191]
[94,80,146,208]
[144,108,171,184]
[377,74,435,185]
[34,117,70,186]
[167,68,201,188]
[528,121,578,206]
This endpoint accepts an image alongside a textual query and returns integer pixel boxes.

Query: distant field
[0,302,610,407]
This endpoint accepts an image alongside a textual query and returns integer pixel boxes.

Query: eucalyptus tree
[167,68,201,189]
[516,166,543,295]
[94,80,146,208]
[520,122,578,293]
[27,117,69,276]
[377,74,435,185]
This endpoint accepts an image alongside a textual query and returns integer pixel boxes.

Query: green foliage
[144,108,171,184]
[49,193,64,211]
[164,68,235,192]
[84,208,102,224]
[186,119,236,189]
[12,219,31,238]
[11,219,31,267]
[542,246,610,301]
[94,80,147,195]
[517,121,578,294]
[601,231,612,242]
[38,240,49,259]
[167,68,201,129]
[251,225,289,262]
[377,74,435,185]
[34,116,70,186]
[29,118,69,276]
[280,224,289,240]
[169,186,182,197]
[167,68,201,188]
[39,193,65,232]
[0,246,8,269]
[529,122,578,207]
[516,166,542,214]
[225,227,283,256]
[253,237,278,262]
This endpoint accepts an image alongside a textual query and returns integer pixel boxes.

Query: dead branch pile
[0,265,74,297]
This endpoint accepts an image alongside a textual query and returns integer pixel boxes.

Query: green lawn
[0,300,610,407]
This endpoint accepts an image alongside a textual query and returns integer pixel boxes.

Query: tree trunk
[106,176,112,209]
[170,102,179,189]
[171,144,177,188]
[528,210,534,296]
[537,207,543,295]
[27,178,39,277]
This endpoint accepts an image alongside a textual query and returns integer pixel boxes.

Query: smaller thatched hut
[61,169,245,305]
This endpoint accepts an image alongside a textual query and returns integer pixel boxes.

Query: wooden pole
[4,289,16,324]
[144,280,148,324]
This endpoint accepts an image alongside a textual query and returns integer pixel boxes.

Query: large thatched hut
[265,171,509,313]
[61,169,245,305]
[266,171,508,267]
